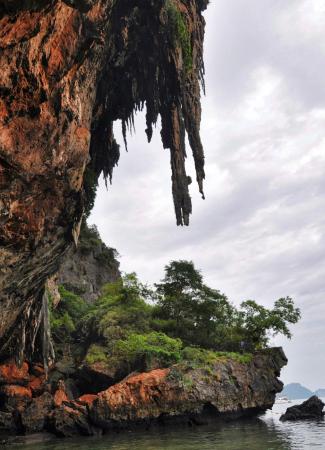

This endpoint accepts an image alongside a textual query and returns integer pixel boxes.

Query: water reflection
[8,400,325,450]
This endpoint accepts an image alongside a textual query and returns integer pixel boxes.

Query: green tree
[153,260,300,352]
[154,260,233,348]
[238,297,301,350]
[192,285,235,349]
[154,260,202,341]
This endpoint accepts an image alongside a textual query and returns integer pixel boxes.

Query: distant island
[279,383,325,400]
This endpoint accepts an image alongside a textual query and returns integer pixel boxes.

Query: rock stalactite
[0,0,208,361]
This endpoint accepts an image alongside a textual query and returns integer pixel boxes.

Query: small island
[0,225,299,438]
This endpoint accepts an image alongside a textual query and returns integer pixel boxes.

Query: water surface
[7,399,325,450]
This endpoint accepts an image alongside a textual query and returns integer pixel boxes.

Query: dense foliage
[153,260,300,352]
[50,260,300,377]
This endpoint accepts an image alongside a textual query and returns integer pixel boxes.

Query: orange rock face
[102,369,170,410]
[0,361,29,385]
[78,394,97,406]
[53,387,69,407]
[28,375,46,396]
[1,385,32,399]
[0,384,32,412]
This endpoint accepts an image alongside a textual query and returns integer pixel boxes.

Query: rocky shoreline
[0,348,287,440]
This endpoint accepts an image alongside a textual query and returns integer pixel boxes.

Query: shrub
[114,332,183,371]
[51,312,75,337]
[181,346,253,368]
[182,347,220,367]
[58,286,89,322]
[85,344,109,365]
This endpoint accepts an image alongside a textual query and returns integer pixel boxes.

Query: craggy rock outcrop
[0,0,208,362]
[57,224,120,302]
[0,361,29,385]
[280,396,325,422]
[20,392,53,433]
[90,348,287,429]
[0,348,287,437]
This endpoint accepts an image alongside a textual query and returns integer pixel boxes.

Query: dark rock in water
[280,396,324,421]
[47,402,100,437]
[20,392,53,433]
[0,385,32,412]
[0,348,287,438]
[0,411,16,434]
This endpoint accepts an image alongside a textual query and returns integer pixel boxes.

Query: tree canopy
[153,260,300,351]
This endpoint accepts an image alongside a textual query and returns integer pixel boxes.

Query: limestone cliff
[0,0,208,362]
[56,224,120,302]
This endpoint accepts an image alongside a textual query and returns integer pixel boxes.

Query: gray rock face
[47,402,99,437]
[21,392,53,433]
[57,225,120,302]
[280,396,324,421]
[0,411,15,434]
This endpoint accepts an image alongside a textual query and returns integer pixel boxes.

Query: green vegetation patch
[114,331,183,371]
[181,346,253,369]
[85,344,109,365]
[166,0,193,73]
[50,286,89,347]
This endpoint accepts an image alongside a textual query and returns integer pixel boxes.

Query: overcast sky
[90,0,325,390]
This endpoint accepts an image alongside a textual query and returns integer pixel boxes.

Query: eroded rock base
[0,348,287,438]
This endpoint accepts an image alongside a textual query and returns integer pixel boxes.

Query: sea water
[7,399,325,450]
